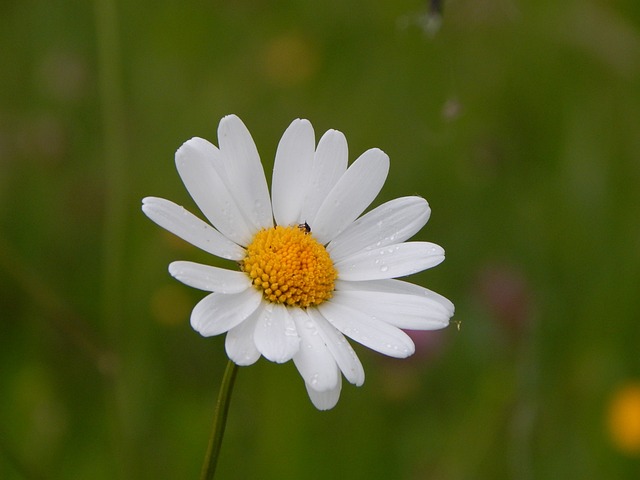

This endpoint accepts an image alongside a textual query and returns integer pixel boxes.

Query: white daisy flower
[142,115,454,410]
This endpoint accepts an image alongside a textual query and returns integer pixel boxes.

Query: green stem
[201,360,239,480]
[94,0,129,476]
[94,0,127,335]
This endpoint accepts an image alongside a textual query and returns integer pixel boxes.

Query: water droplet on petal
[285,326,297,337]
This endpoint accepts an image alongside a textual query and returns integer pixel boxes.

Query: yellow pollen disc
[241,225,337,308]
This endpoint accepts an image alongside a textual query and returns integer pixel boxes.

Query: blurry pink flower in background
[475,263,533,338]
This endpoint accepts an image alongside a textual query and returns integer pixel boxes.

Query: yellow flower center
[241,225,337,308]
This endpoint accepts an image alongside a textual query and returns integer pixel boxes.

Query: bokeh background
[2,0,640,478]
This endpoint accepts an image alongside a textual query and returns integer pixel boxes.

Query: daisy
[142,115,454,410]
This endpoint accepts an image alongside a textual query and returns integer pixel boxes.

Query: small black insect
[298,222,311,234]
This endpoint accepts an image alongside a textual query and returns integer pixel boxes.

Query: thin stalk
[201,360,239,480]
[94,0,128,476]
[94,0,127,334]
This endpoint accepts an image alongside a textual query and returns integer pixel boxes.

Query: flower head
[142,115,454,409]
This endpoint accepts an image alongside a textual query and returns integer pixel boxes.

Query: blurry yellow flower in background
[607,382,640,455]
[261,32,319,86]
[150,284,193,327]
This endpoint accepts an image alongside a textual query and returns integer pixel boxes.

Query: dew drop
[285,326,297,337]
[380,265,389,273]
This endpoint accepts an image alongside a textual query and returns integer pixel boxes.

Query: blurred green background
[2,0,640,478]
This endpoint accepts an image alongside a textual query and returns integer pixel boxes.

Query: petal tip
[218,114,245,133]
[306,382,341,410]
[368,147,389,162]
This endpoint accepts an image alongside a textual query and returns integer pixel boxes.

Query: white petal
[141,197,245,261]
[330,286,450,330]
[312,148,390,244]
[291,308,340,392]
[175,137,255,246]
[336,278,455,316]
[318,296,416,358]
[335,242,445,281]
[305,380,341,411]
[327,196,431,262]
[301,129,348,225]
[168,261,250,293]
[272,119,315,226]
[190,288,262,337]
[225,306,262,366]
[306,308,365,386]
[253,303,300,363]
[217,115,273,231]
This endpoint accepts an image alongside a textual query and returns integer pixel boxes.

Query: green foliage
[1,0,640,478]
